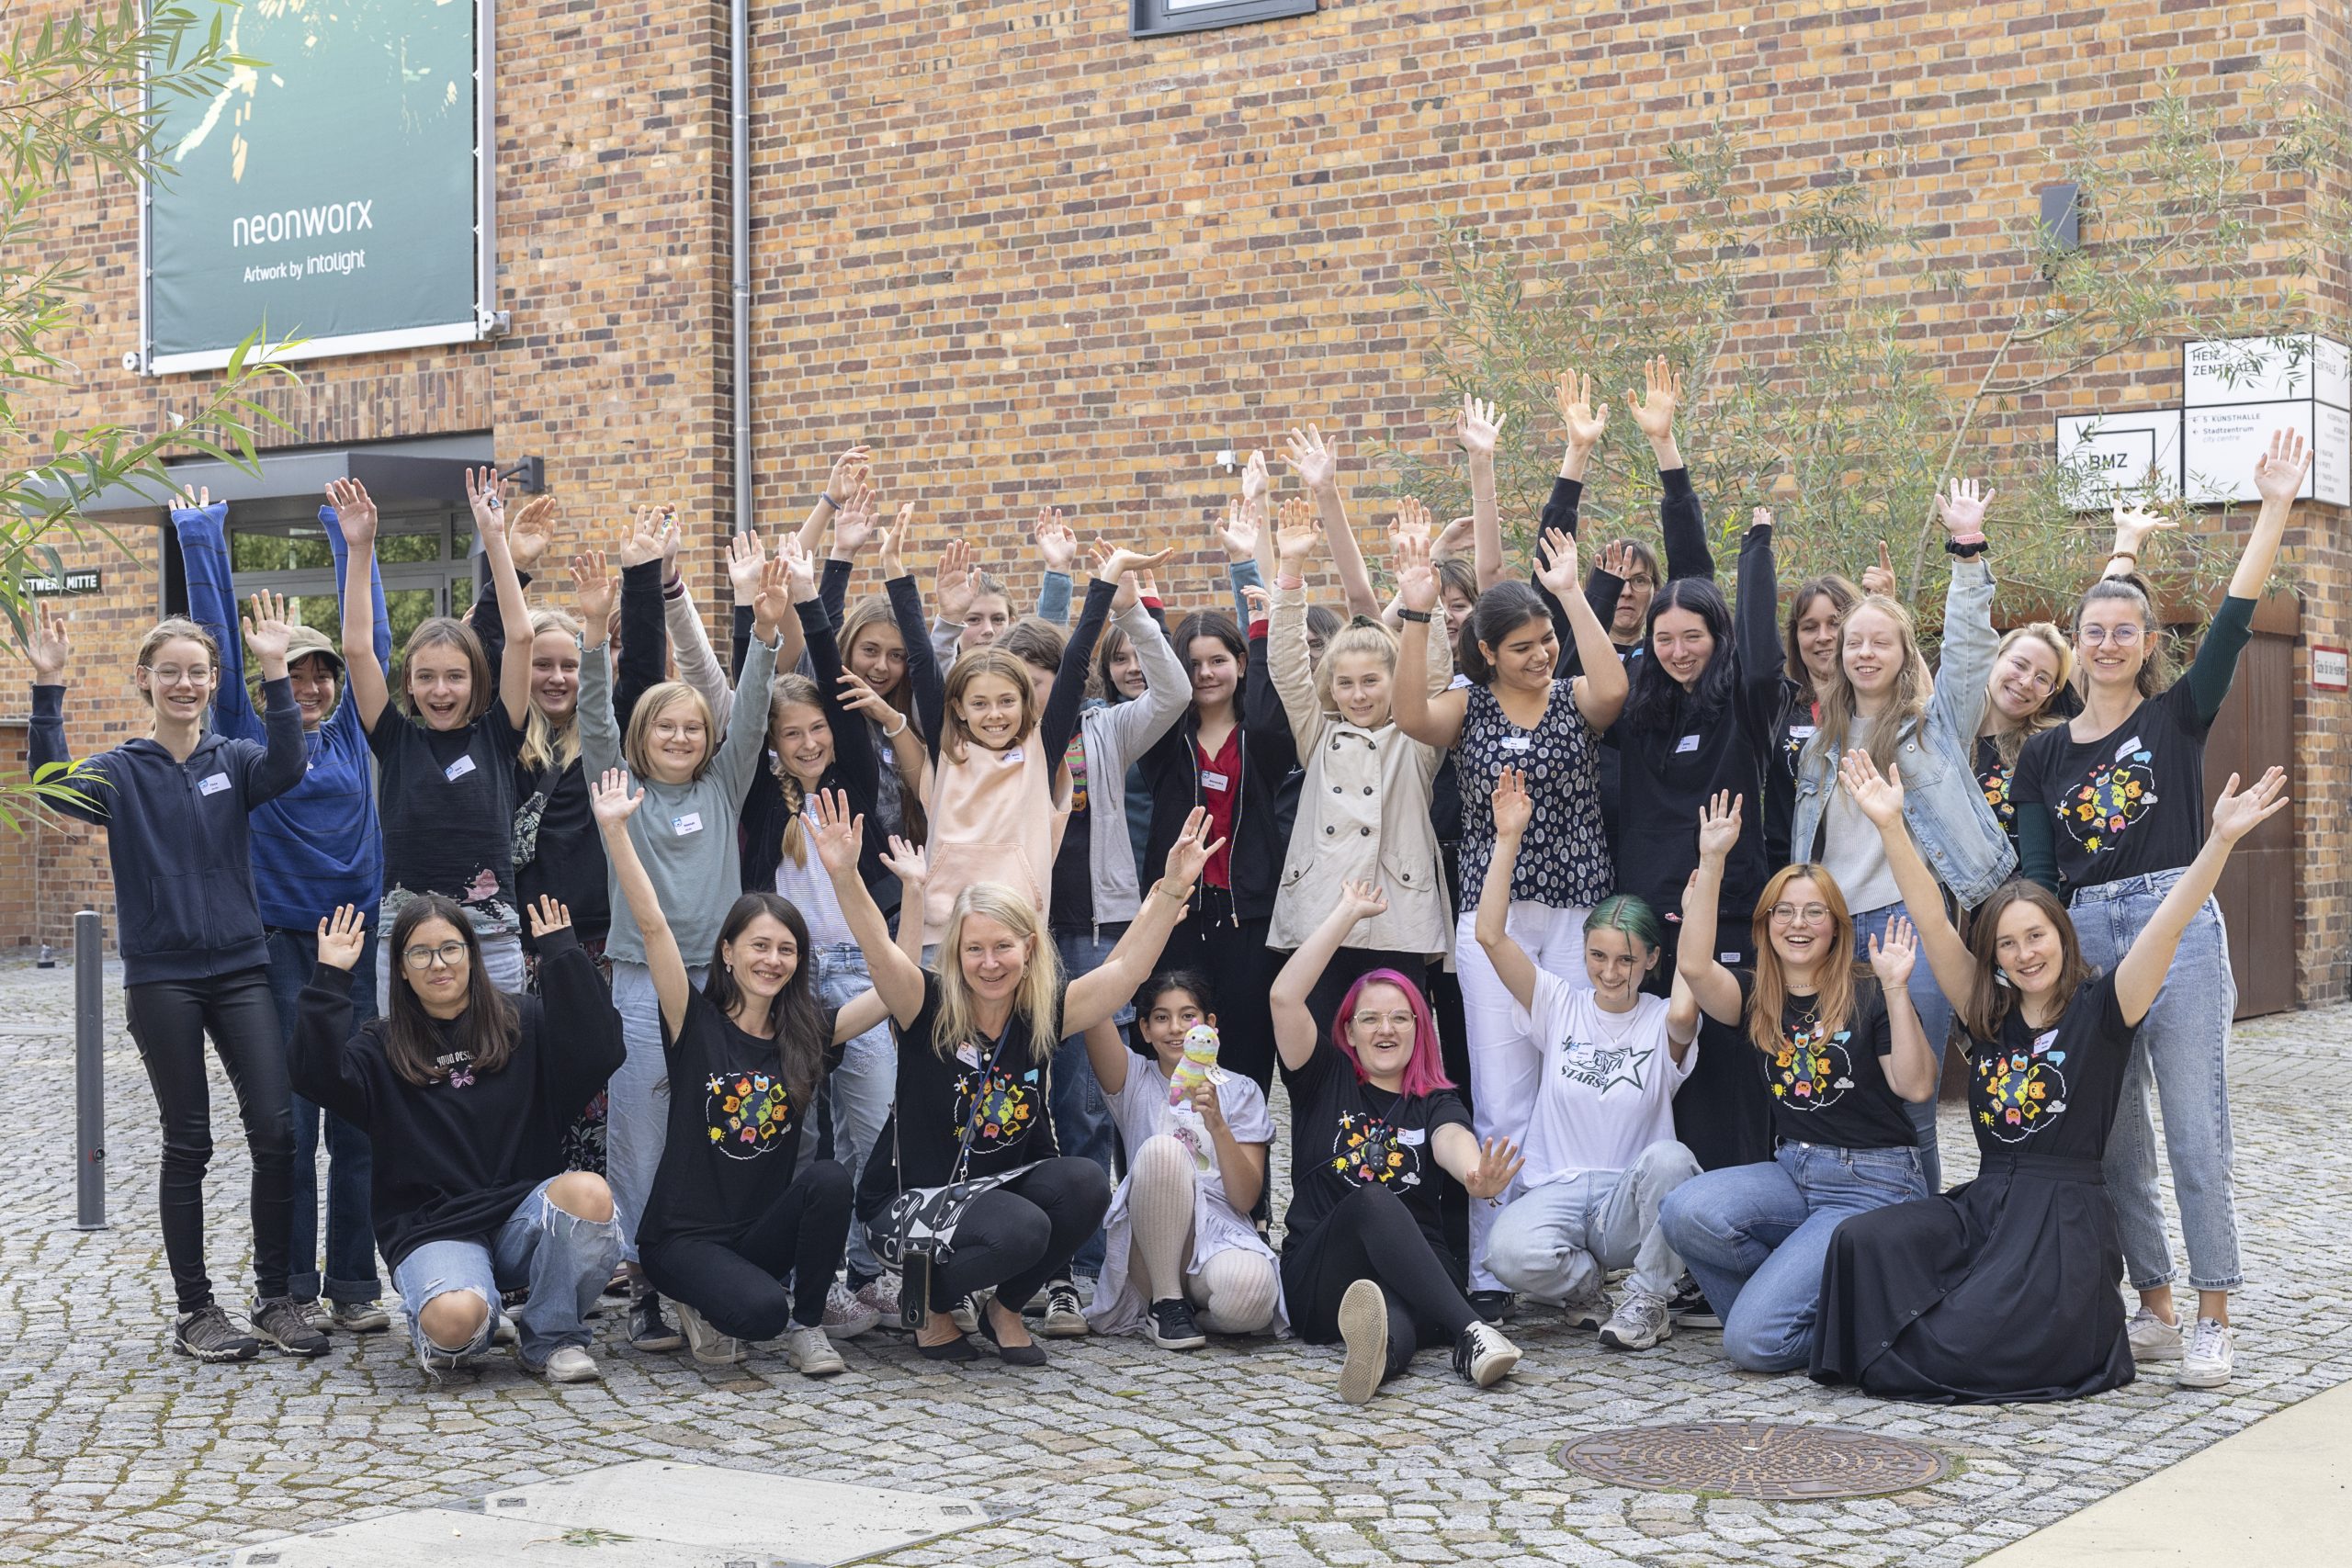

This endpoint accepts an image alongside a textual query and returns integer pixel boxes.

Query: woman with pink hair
[1269,883,1526,1404]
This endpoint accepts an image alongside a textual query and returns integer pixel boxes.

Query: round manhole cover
[1555,1421,1950,1500]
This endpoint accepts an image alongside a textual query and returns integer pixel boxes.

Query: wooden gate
[2199,593,2299,1019]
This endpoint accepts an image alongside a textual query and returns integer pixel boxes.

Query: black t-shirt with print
[1967,972,2135,1160]
[2011,679,2213,896]
[369,705,525,931]
[1279,1038,1474,1261]
[1735,969,1914,1149]
[855,970,1064,1222]
[638,987,842,1250]
[1973,732,2019,855]
[1764,682,1817,868]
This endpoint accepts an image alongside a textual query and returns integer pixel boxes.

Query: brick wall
[10,0,2347,998]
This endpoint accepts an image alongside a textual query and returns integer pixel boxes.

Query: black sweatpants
[641,1160,855,1341]
[124,966,295,1314]
[930,1157,1110,1314]
[1281,1184,1477,1375]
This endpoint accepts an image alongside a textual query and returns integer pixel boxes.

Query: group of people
[26,364,2301,1406]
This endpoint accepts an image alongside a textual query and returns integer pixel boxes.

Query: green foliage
[1383,76,2317,636]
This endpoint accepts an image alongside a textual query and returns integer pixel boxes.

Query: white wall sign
[2181,333,2350,506]
[2055,409,2181,510]
[2312,645,2349,693]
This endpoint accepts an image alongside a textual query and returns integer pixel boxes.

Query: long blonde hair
[1311,616,1400,720]
[518,608,583,773]
[1804,594,1930,780]
[621,682,718,781]
[766,671,829,869]
[1745,864,1866,1056]
[1983,623,2075,770]
[930,883,1062,1065]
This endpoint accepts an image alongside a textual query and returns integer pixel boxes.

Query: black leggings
[931,1157,1109,1314]
[1281,1184,1477,1368]
[641,1160,855,1341]
[124,967,294,1314]
[1157,888,1277,1094]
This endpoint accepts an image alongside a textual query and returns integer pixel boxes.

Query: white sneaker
[2177,1318,2234,1388]
[529,1345,601,1383]
[1036,1278,1090,1338]
[1452,1320,1522,1389]
[1598,1292,1674,1352]
[1336,1280,1391,1406]
[820,1281,882,1341]
[948,1294,980,1335]
[2127,1306,2184,1362]
[786,1323,847,1377]
[492,1315,519,1348]
[673,1300,746,1366]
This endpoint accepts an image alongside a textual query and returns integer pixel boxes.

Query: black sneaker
[250,1296,330,1357]
[1148,1298,1207,1350]
[628,1289,684,1352]
[1468,1290,1515,1325]
[174,1304,261,1363]
[1668,1277,1721,1329]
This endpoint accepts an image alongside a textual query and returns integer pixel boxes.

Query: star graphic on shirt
[1558,1037,1652,1094]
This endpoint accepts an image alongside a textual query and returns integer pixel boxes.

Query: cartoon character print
[1329,1108,1423,1190]
[955,1062,1042,1152]
[705,1070,794,1161]
[2062,748,2157,855]
[1558,1037,1654,1096]
[1973,1027,2069,1144]
[1979,758,2016,832]
[1770,1015,1856,1111]
[435,1050,476,1089]
[1063,731,1090,818]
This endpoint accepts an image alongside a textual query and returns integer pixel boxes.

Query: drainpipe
[731,0,752,533]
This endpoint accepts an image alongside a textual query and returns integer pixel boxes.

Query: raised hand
[808,787,866,878]
[1239,581,1270,621]
[726,529,768,607]
[752,554,792,636]
[1860,539,1896,598]
[589,766,642,828]
[1534,526,1580,596]
[1336,876,1389,925]
[1489,764,1533,839]
[1394,531,1440,614]
[1748,505,1775,536]
[1282,424,1340,492]
[1696,789,1743,862]
[1033,507,1079,574]
[508,494,558,574]
[1624,355,1682,443]
[2252,427,2312,504]
[655,506,682,582]
[617,504,668,569]
[1240,449,1272,506]
[527,895,573,941]
[831,480,879,559]
[464,465,512,540]
[2210,766,2289,844]
[571,550,616,628]
[1431,513,1476,561]
[1091,540,1174,593]
[835,669,897,723]
[314,904,368,972]
[934,537,976,623]
[1867,916,1917,990]
[173,483,214,513]
[824,445,872,507]
[2109,501,2177,561]
[323,479,379,548]
[25,601,71,681]
[1463,1135,1526,1201]
[879,833,928,890]
[878,502,912,579]
[1213,496,1260,564]
[779,536,820,603]
[1599,540,1638,583]
[241,590,295,671]
[1275,496,1326,566]
[1458,394,1506,460]
[1555,368,1609,450]
[1836,749,1905,829]
[1935,476,1995,540]
[1162,806,1226,887]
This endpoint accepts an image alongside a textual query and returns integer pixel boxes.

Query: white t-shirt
[1510,970,1694,1186]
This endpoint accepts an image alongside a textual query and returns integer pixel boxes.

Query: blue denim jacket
[1789,556,2017,909]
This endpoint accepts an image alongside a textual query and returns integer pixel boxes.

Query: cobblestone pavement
[4,957,2346,1567]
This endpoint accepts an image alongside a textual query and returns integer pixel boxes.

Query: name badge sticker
[1501,734,1532,751]
[672,811,704,837]
[2114,735,2143,762]
[1202,770,1230,792]
[1675,733,1702,754]
[443,755,477,783]
[1789,724,1817,739]
[198,773,232,796]
[956,1043,981,1068]
[1396,1127,1428,1146]
[1000,746,1025,766]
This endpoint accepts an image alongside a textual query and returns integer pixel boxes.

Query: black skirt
[1810,1152,2135,1404]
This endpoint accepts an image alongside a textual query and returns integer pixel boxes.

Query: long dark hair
[704,893,830,1108]
[381,895,517,1088]
[1455,581,1552,685]
[1962,880,2095,1041]
[1171,609,1246,714]
[1621,577,1737,735]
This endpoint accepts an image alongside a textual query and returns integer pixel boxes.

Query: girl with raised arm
[1815,751,2288,1402]
[1655,793,1939,1372]
[574,545,791,1353]
[1764,570,1860,869]
[1474,768,1704,1353]
[1391,526,1625,1316]
[291,896,624,1383]
[592,770,880,1376]
[26,596,312,1362]
[2009,429,2306,1389]
[1270,886,1527,1404]
[333,472,535,1000]
[818,794,1212,1366]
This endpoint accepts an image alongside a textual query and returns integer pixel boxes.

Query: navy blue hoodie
[30,678,307,984]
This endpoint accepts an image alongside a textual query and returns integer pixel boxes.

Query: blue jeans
[2073,872,2241,1292]
[809,942,894,1280]
[605,957,707,1263]
[1658,1142,1927,1372]
[1852,900,1953,1194]
[390,1176,618,1375]
[264,924,381,1306]
[1050,925,1129,1280]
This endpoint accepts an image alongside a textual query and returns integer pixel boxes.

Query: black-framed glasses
[401,941,469,970]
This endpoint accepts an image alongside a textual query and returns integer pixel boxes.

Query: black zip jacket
[1137,626,1297,923]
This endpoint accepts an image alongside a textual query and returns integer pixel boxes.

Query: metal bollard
[74,908,107,1231]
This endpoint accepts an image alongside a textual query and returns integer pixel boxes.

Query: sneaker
[2177,1318,2235,1388]
[332,1300,391,1334]
[1559,1286,1611,1332]
[1668,1277,1720,1330]
[492,1314,519,1348]
[173,1304,262,1363]
[1598,1292,1674,1352]
[854,1274,902,1325]
[673,1300,746,1366]
[1467,1289,1515,1325]
[786,1323,847,1377]
[821,1281,883,1341]
[1452,1320,1523,1389]
[1038,1279,1089,1338]
[628,1290,685,1352]
[527,1345,602,1383]
[2128,1306,2185,1362]
[1148,1297,1207,1351]
[249,1296,331,1358]
[1336,1280,1391,1406]
[948,1294,980,1335]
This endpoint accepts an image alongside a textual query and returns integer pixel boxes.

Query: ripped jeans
[389,1177,618,1375]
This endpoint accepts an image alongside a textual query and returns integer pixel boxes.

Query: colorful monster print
[1770,1017,1855,1111]
[955,1063,1042,1152]
[1979,758,2015,832]
[2062,748,2157,854]
[1973,1027,2069,1144]
[705,1070,793,1161]
[1329,1109,1422,1190]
